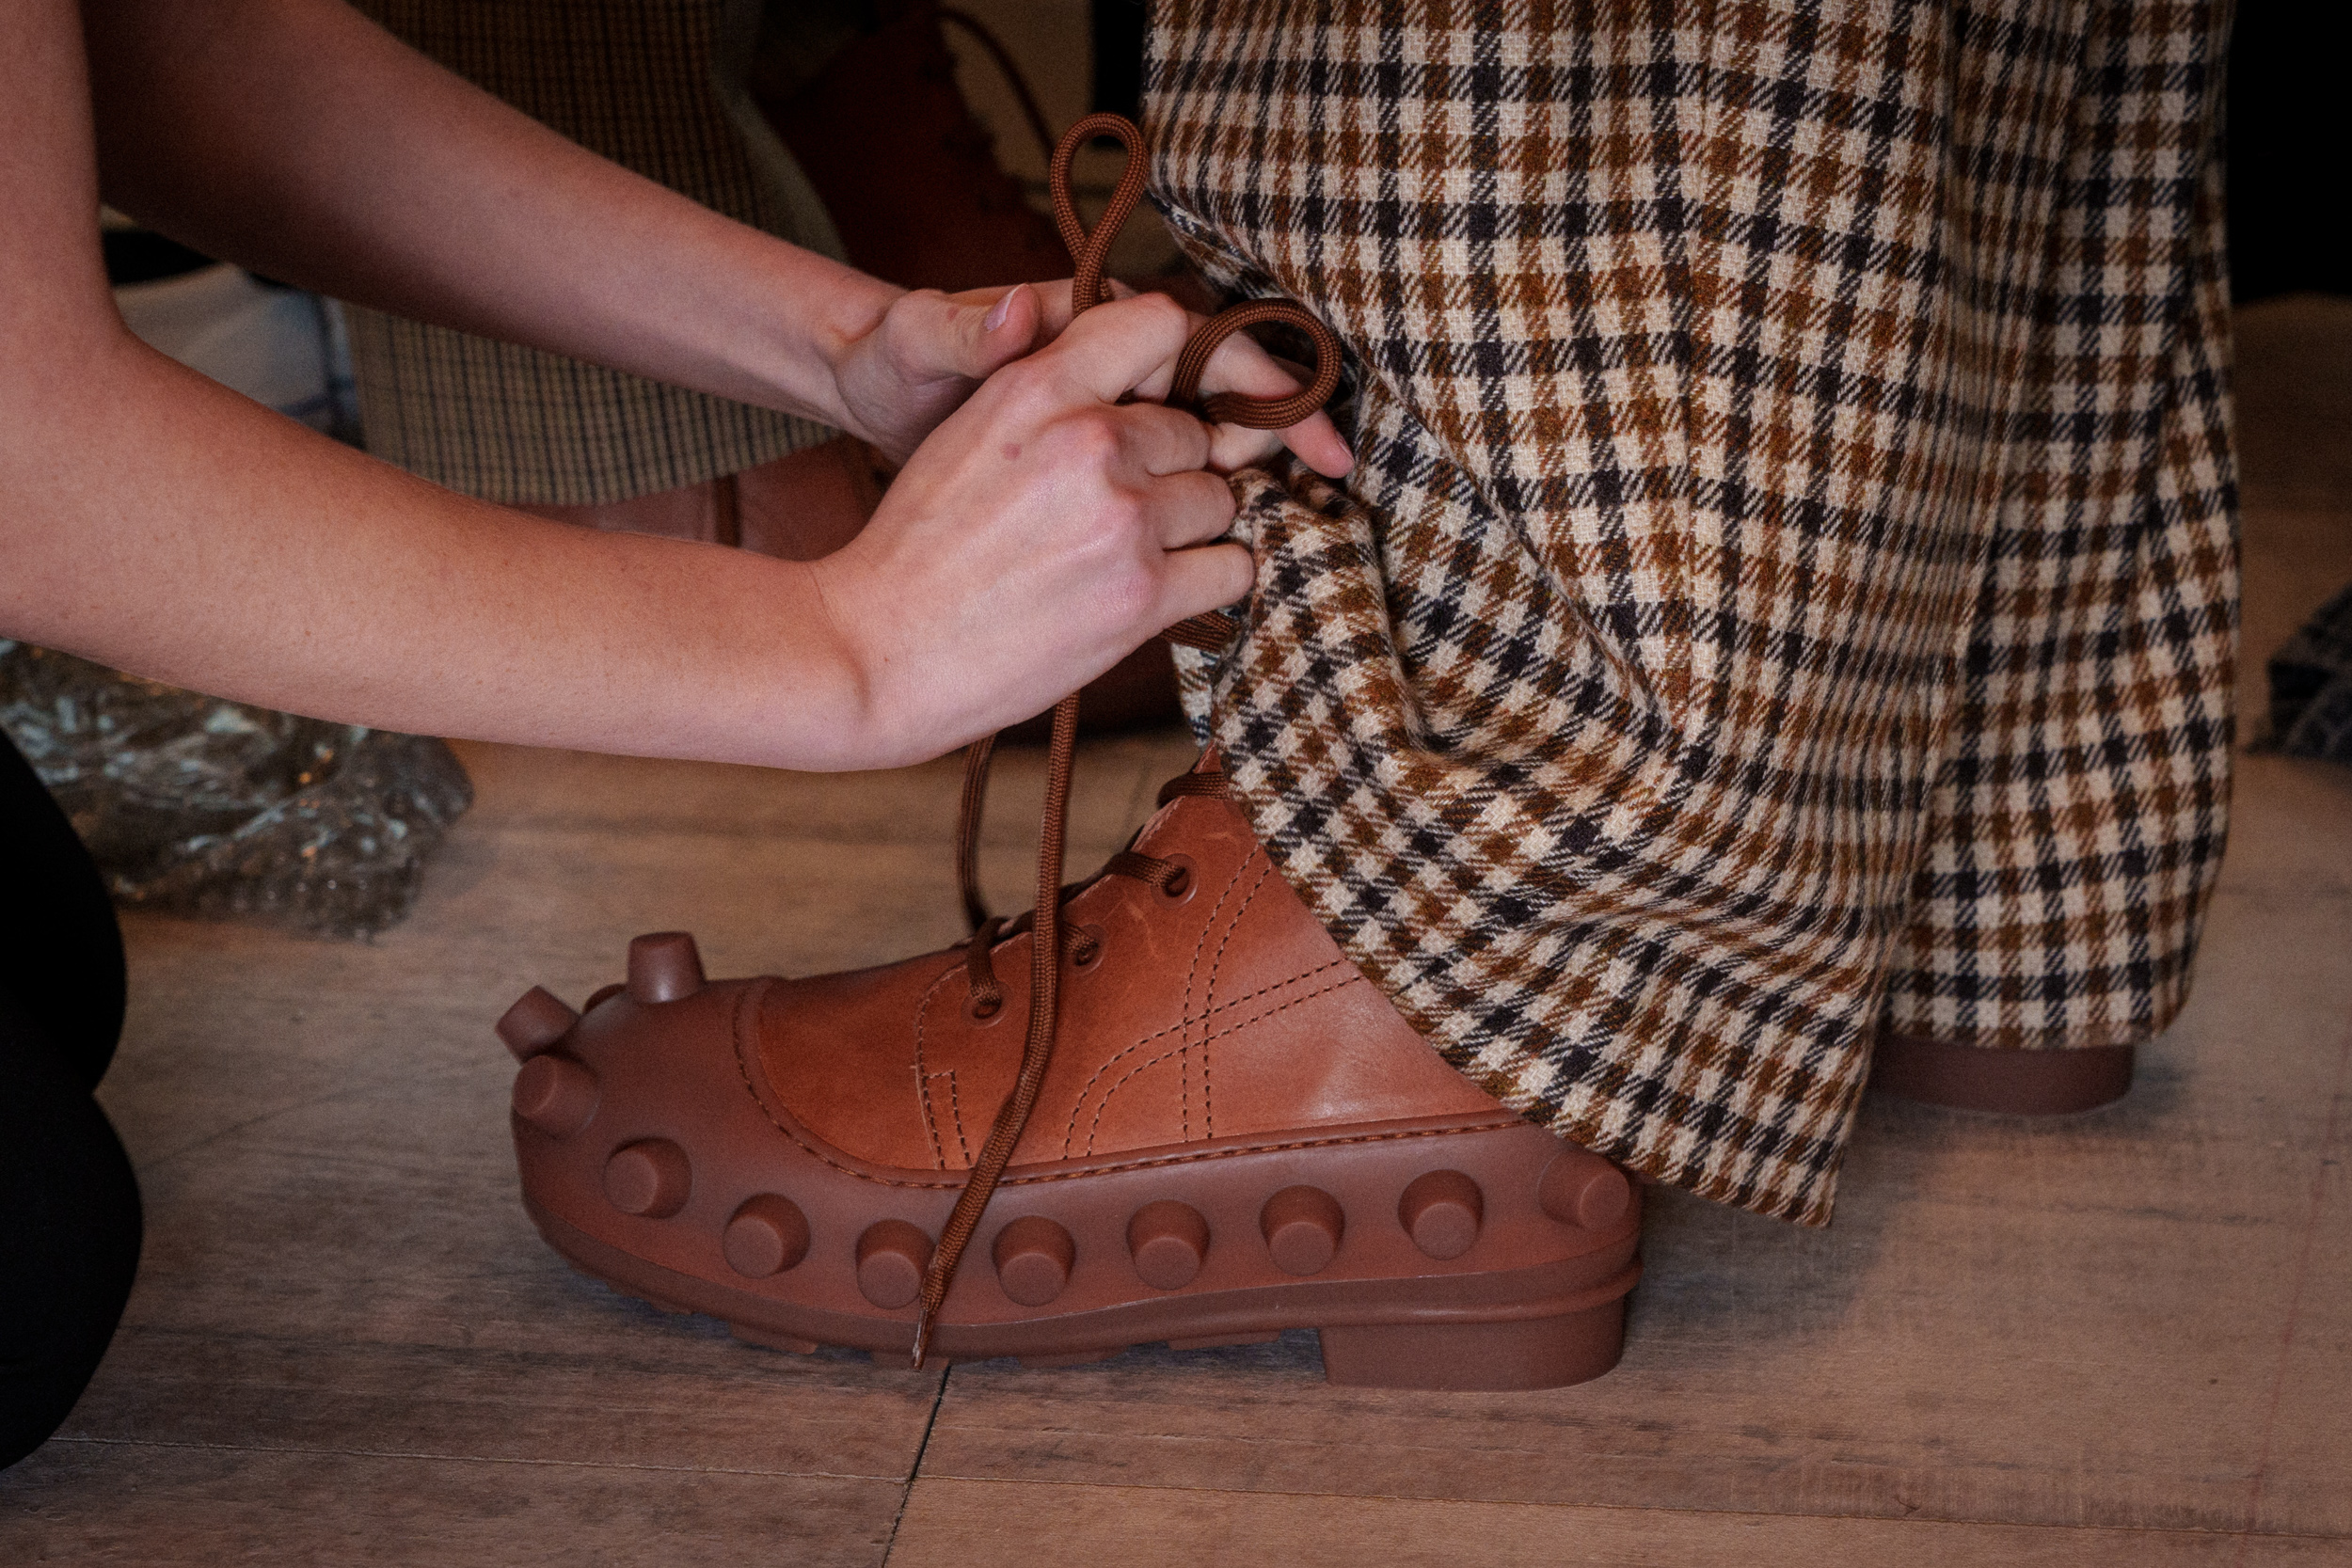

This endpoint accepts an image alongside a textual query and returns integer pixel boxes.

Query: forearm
[4,332,877,769]
[80,0,899,433]
[3,0,1292,778]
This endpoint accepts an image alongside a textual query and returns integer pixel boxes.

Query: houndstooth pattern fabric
[1146,0,2237,1224]
[342,0,843,506]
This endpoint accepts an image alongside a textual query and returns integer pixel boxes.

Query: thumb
[945,283,1043,382]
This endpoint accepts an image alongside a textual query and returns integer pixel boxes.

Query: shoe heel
[1317,1299,1628,1391]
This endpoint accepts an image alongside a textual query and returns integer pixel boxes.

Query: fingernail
[983,288,1016,333]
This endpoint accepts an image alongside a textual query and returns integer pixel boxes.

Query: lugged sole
[533,1194,1636,1390]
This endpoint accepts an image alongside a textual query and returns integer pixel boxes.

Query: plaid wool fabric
[342,0,841,506]
[1148,0,2238,1223]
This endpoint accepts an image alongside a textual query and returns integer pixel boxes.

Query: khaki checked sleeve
[341,0,844,506]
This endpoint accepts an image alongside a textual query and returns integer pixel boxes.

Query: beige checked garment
[343,0,841,505]
[1150,0,2239,1223]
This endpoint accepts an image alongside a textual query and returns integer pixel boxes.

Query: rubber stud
[603,1138,691,1218]
[992,1215,1076,1307]
[1397,1169,1485,1260]
[496,987,580,1060]
[723,1195,811,1278]
[1126,1200,1209,1291]
[1538,1149,1632,1232]
[627,931,706,1005]
[856,1220,933,1309]
[1260,1185,1344,1275]
[510,1054,598,1137]
[583,982,626,1013]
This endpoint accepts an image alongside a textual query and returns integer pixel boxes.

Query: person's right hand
[810,293,1248,766]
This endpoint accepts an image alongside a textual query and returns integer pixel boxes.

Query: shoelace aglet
[910,1311,935,1370]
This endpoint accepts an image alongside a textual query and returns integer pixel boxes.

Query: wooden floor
[5,299,2347,1565]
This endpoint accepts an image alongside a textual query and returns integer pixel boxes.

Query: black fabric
[1090,0,1146,122]
[2266,584,2352,763]
[0,734,141,1471]
[2227,3,2352,304]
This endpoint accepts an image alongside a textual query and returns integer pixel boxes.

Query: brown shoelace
[909,113,1343,1366]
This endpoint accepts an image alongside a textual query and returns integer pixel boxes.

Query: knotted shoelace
[909,112,1343,1366]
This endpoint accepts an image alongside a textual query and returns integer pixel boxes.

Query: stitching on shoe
[1058,942,1352,1157]
[1079,968,1368,1157]
[1115,841,1251,1161]
[920,1077,949,1169]
[734,978,1515,1190]
[1098,850,1272,1155]
[1082,1044,1183,1157]
[933,1069,971,1166]
[1198,854,1276,1138]
[913,968,954,1168]
[775,935,1355,1169]
[1176,837,1252,1145]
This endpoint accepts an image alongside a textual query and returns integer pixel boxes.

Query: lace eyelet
[968,994,1003,1022]
[1156,857,1199,904]
[1073,942,1101,970]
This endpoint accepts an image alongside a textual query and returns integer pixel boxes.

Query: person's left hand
[830,280,1356,479]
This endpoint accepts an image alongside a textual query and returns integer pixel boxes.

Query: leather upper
[758,768,1504,1173]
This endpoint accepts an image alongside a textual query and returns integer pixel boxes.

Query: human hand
[811,293,1254,766]
[829,280,1354,479]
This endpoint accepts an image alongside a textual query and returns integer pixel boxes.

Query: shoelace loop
[910,111,1335,1367]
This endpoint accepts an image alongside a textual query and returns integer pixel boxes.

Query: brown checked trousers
[1148,0,2238,1224]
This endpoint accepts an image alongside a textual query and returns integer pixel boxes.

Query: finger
[1142,468,1238,549]
[1279,412,1356,477]
[1205,422,1284,472]
[885,283,1042,388]
[1025,278,1078,340]
[1152,541,1255,627]
[949,277,1079,344]
[962,283,1042,379]
[1201,412,1355,479]
[1031,293,1195,404]
[1107,398,1214,478]
[1199,323,1308,400]
[1188,324,1357,478]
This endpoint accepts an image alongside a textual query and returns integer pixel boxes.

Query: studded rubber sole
[502,964,1643,1392]
[532,1196,1638,1387]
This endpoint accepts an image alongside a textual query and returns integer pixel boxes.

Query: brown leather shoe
[501,117,1634,1387]
[500,755,1642,1389]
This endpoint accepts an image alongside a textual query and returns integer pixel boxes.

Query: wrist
[797,546,990,773]
[800,265,907,442]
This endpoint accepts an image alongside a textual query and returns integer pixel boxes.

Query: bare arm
[76,0,1356,474]
[4,0,1251,770]
[82,0,894,436]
